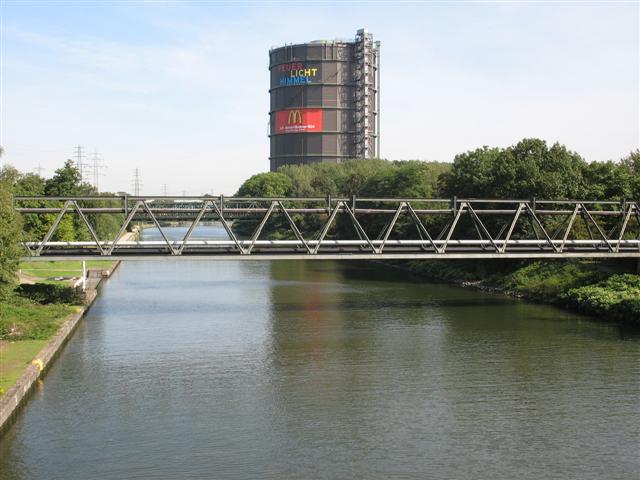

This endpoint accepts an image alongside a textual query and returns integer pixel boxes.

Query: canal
[1,226,638,479]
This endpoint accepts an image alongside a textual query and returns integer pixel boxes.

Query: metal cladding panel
[270,133,355,157]
[269,43,353,64]
[269,35,377,171]
[270,154,345,171]
[270,85,354,110]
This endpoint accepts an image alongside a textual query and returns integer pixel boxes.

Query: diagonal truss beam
[406,204,441,253]
[559,204,581,253]
[440,202,467,253]
[71,200,107,255]
[467,204,501,252]
[277,201,313,254]
[580,205,614,252]
[14,196,640,258]
[246,201,278,254]
[377,202,406,253]
[311,200,345,255]
[341,203,378,254]
[524,204,558,253]
[34,200,73,256]
[498,203,525,253]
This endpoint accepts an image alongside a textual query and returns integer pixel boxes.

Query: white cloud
[1,2,637,195]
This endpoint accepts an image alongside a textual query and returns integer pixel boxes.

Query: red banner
[275,109,323,134]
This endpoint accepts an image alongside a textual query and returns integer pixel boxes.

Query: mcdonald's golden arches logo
[287,110,303,125]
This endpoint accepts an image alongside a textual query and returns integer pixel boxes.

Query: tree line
[234,138,639,240]
[6,160,124,242]
[0,160,124,297]
[1,138,638,295]
[238,138,639,200]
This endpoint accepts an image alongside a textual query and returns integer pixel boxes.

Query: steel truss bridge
[14,195,640,261]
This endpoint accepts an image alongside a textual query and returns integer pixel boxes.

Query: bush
[563,274,640,324]
[497,261,603,299]
[15,283,84,305]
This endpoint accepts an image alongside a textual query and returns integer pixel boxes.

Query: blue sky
[1,1,638,195]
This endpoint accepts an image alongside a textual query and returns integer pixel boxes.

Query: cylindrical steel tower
[269,28,379,171]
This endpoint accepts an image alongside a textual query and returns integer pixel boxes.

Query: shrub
[563,274,640,324]
[15,283,84,305]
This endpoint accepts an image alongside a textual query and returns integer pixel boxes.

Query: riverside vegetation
[0,161,121,394]
[235,138,640,325]
[0,137,638,375]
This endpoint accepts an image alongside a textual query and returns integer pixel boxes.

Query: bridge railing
[13,196,640,259]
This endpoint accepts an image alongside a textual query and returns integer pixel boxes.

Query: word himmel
[278,62,318,86]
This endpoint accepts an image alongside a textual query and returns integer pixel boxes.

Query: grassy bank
[0,261,104,395]
[0,294,76,340]
[404,259,640,326]
[1,340,48,393]
[19,260,114,281]
[0,295,77,394]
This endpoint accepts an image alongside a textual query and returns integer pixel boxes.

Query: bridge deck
[14,196,640,261]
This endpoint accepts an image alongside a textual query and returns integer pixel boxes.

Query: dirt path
[17,272,38,285]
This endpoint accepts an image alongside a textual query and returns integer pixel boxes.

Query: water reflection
[0,226,638,480]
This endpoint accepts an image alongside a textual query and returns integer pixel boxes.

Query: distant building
[269,28,380,171]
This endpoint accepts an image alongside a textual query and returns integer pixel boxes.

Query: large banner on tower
[276,62,320,86]
[275,108,323,134]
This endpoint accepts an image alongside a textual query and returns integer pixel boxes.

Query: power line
[132,168,142,196]
[73,145,89,183]
[33,163,45,176]
[87,150,107,192]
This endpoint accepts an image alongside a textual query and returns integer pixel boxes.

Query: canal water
[1,226,638,479]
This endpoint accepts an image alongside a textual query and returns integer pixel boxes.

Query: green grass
[19,260,115,279]
[0,340,48,394]
[0,295,77,396]
[0,295,76,341]
[0,260,104,396]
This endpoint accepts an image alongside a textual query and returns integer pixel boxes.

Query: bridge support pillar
[82,261,87,292]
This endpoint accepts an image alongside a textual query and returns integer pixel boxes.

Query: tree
[236,172,293,197]
[14,172,48,241]
[620,150,640,199]
[582,161,633,200]
[438,146,501,198]
[43,160,84,241]
[44,160,82,196]
[363,161,434,198]
[0,166,23,298]
[438,138,588,199]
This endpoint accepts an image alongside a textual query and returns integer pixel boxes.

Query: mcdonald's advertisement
[275,108,323,134]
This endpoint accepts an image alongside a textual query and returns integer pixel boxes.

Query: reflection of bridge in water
[15,195,640,261]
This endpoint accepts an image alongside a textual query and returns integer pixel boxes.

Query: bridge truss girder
[14,196,640,260]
